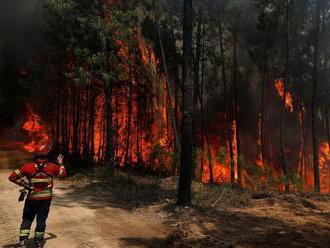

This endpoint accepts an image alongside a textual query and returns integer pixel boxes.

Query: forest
[16,0,330,199]
[0,0,330,247]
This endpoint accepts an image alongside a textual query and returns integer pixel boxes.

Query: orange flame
[86,37,172,169]
[256,113,264,168]
[319,142,330,192]
[200,119,237,184]
[275,79,293,112]
[21,107,50,153]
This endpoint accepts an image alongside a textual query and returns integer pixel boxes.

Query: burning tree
[38,0,175,173]
[18,0,330,199]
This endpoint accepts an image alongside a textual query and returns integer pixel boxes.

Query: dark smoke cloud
[0,0,45,130]
[0,0,44,66]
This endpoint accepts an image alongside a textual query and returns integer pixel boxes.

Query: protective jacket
[9,162,66,201]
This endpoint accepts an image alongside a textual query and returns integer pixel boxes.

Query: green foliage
[245,161,280,191]
[34,0,330,193]
[291,172,303,191]
[150,143,172,160]
[73,67,90,85]
[46,0,77,12]
[108,10,137,30]
[149,142,174,171]
[277,172,305,192]
[43,0,141,87]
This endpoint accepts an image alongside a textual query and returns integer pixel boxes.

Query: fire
[36,0,328,193]
[319,142,330,192]
[201,119,237,184]
[83,37,172,169]
[256,113,264,168]
[21,107,50,153]
[275,79,293,112]
[94,94,106,160]
[139,41,158,73]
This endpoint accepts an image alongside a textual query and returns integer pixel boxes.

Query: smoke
[0,0,45,130]
[0,0,44,65]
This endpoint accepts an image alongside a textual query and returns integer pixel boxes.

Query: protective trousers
[19,199,51,241]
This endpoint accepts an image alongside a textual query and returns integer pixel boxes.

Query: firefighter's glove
[18,189,27,202]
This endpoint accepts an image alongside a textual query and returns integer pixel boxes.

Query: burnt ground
[165,193,330,248]
[0,141,329,248]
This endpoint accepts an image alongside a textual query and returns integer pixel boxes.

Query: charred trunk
[232,31,242,187]
[311,0,321,193]
[125,61,133,166]
[177,0,193,206]
[192,7,202,177]
[219,20,235,185]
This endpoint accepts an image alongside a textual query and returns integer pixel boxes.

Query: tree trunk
[205,126,214,184]
[177,0,193,206]
[173,49,181,175]
[260,65,266,167]
[98,0,115,165]
[114,97,119,160]
[232,30,242,187]
[298,92,307,181]
[156,11,181,174]
[171,21,181,137]
[83,85,89,159]
[104,83,114,164]
[125,61,133,166]
[280,82,289,191]
[327,108,330,151]
[199,24,206,181]
[76,87,82,155]
[219,20,235,185]
[198,24,213,184]
[192,7,202,178]
[311,0,321,193]
[280,0,290,192]
[72,84,79,155]
[63,82,69,154]
[89,85,96,161]
[56,82,61,150]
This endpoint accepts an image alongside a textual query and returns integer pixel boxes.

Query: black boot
[35,239,44,248]
[17,240,27,248]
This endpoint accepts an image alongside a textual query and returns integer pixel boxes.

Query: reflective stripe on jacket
[9,162,66,201]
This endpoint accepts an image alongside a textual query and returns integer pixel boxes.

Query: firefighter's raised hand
[57,154,64,165]
[57,154,66,177]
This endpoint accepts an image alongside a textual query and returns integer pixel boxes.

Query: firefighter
[8,145,66,248]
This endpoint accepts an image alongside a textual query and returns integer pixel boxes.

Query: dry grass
[66,167,330,248]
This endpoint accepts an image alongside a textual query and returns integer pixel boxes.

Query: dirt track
[0,146,168,248]
[1,143,330,248]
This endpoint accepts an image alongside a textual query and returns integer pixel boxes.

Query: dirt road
[0,146,168,248]
[2,142,330,248]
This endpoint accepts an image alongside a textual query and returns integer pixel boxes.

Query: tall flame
[275,79,293,112]
[201,119,237,184]
[319,142,330,192]
[25,10,328,193]
[256,113,264,168]
[21,107,50,153]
